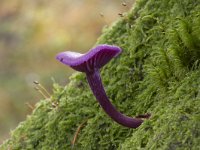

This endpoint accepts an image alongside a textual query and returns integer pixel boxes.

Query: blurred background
[0,0,134,143]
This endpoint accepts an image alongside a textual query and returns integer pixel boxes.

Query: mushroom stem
[86,69,143,128]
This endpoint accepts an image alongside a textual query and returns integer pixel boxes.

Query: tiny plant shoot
[56,44,150,128]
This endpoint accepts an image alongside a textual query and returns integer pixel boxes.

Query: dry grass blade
[71,119,88,149]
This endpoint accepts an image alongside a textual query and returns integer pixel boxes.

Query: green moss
[1,0,200,149]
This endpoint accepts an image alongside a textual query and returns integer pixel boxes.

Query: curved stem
[86,69,143,128]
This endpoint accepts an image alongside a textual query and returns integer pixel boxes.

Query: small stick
[136,113,151,119]
[34,81,51,97]
[71,119,88,148]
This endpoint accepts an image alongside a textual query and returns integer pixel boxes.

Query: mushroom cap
[56,44,122,73]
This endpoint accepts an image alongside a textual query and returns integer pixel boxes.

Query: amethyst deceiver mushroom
[56,44,150,128]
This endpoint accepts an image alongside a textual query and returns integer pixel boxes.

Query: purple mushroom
[56,44,150,128]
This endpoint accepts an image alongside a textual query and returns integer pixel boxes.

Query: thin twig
[136,113,151,119]
[71,119,88,148]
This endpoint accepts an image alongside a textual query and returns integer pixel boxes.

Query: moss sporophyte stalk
[56,44,150,128]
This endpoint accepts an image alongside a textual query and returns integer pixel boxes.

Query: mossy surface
[1,0,200,149]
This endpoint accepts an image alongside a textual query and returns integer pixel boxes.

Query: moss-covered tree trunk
[1,0,200,149]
